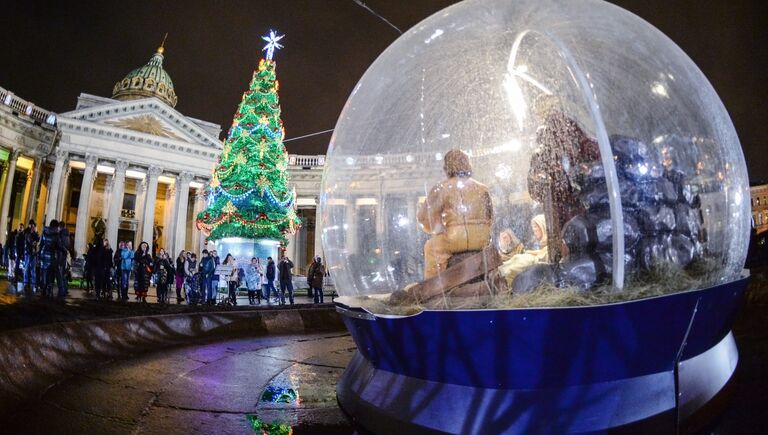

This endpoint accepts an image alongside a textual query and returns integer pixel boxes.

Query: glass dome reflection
[320,0,750,314]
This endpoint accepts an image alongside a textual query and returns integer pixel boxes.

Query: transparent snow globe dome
[320,0,750,313]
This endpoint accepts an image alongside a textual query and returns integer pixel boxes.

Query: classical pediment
[60,96,221,148]
[104,114,183,140]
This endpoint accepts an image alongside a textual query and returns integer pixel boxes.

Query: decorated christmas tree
[196,31,300,245]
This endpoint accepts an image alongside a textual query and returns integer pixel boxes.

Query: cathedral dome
[112,44,177,107]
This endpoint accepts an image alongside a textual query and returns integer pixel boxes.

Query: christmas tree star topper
[262,30,284,60]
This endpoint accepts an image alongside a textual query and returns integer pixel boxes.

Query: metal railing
[0,85,57,128]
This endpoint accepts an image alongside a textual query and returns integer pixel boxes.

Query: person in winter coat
[134,241,153,303]
[307,256,326,304]
[210,250,221,293]
[223,254,239,305]
[90,239,109,300]
[103,240,114,299]
[113,241,124,295]
[120,241,134,301]
[244,257,262,305]
[264,257,277,304]
[55,221,71,299]
[39,220,60,298]
[154,248,174,304]
[14,223,25,286]
[278,256,295,305]
[175,250,186,303]
[83,243,95,292]
[184,253,199,305]
[23,220,40,296]
[199,250,216,304]
[7,227,18,277]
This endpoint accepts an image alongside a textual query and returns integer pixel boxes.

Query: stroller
[185,272,203,306]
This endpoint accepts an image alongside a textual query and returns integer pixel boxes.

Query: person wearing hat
[23,219,40,296]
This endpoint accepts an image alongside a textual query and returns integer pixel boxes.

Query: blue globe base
[335,277,748,434]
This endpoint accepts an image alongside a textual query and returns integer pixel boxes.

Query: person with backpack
[199,249,216,304]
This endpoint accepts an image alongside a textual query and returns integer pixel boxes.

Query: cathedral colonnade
[0,147,209,259]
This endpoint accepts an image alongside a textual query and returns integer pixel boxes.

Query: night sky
[0,0,765,182]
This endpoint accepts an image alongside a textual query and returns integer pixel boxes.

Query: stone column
[106,160,128,249]
[56,165,71,220]
[20,168,34,225]
[24,157,44,224]
[103,174,114,218]
[313,198,323,259]
[0,163,8,219]
[162,182,177,253]
[134,177,147,241]
[141,166,162,246]
[44,149,68,223]
[0,149,21,243]
[192,188,206,255]
[174,172,193,257]
[286,230,298,263]
[74,154,98,257]
[297,220,308,271]
[35,170,49,227]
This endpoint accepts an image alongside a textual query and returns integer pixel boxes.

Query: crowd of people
[1,218,328,306]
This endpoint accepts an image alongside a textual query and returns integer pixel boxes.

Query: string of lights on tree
[196,30,300,244]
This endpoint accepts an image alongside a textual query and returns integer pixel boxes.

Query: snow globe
[321,0,750,432]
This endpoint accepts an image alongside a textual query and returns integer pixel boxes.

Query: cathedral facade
[0,45,324,272]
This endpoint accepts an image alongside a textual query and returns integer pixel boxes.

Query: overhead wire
[283,2,402,145]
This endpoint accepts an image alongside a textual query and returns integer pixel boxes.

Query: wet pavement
[6,332,355,434]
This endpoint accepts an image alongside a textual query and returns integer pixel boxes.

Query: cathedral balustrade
[288,154,325,167]
[0,85,57,128]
